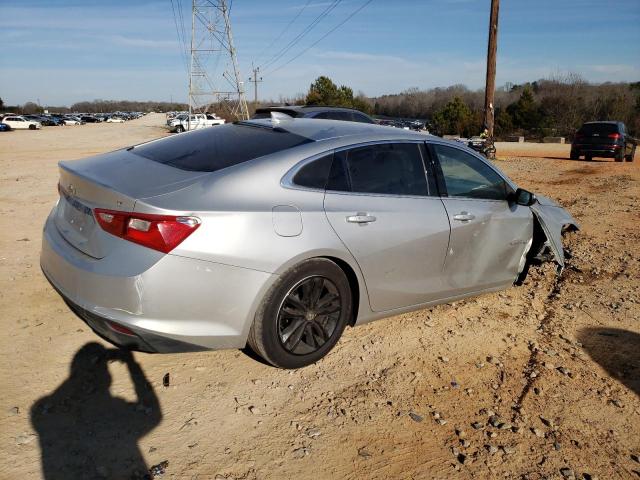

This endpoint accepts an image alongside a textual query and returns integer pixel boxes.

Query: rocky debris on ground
[408,412,423,422]
[146,460,169,479]
[14,433,36,446]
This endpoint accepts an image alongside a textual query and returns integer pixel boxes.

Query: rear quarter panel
[138,147,374,322]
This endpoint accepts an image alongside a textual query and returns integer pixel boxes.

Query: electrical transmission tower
[188,0,249,122]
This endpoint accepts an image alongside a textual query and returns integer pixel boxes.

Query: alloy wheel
[277,276,342,355]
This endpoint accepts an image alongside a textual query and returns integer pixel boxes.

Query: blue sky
[1,0,639,106]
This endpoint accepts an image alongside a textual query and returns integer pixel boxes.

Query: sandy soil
[1,115,638,480]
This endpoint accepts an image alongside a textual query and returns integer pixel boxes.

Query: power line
[266,0,374,75]
[258,0,342,71]
[169,0,190,75]
[177,0,189,57]
[254,0,313,65]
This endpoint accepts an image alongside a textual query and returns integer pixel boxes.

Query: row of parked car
[0,111,146,131]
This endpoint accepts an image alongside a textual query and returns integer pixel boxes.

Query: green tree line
[5,73,639,138]
[371,74,640,138]
[1,99,188,114]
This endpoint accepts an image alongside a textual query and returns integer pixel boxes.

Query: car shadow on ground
[30,343,162,479]
[577,327,640,397]
[538,156,613,162]
[498,154,617,163]
[241,346,272,366]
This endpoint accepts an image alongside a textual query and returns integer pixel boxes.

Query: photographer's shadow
[577,327,640,397]
[31,342,162,480]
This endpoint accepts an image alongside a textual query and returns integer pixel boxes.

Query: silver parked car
[41,119,578,368]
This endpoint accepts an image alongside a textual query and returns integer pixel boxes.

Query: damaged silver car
[41,118,578,368]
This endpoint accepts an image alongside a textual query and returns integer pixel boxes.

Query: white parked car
[107,116,125,123]
[168,113,225,133]
[1,115,42,130]
[62,117,82,126]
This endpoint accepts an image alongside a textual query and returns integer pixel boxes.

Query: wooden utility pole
[483,0,499,159]
[248,65,263,107]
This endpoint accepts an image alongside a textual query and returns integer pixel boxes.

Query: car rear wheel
[615,147,625,162]
[585,155,593,162]
[569,150,579,160]
[248,258,352,369]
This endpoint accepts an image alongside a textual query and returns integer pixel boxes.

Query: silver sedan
[41,118,578,368]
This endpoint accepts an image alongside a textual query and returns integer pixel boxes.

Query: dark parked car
[570,121,636,162]
[24,115,51,125]
[253,105,375,124]
[80,116,101,123]
[31,115,63,126]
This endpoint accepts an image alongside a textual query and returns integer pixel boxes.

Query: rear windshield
[578,123,619,135]
[132,123,313,172]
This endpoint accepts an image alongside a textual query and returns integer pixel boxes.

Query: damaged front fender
[529,194,580,269]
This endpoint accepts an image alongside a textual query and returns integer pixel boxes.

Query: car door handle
[346,213,377,224]
[452,212,475,222]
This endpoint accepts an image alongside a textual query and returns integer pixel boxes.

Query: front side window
[433,145,507,200]
[328,143,429,196]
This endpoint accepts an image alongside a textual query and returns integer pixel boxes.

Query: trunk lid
[576,123,619,146]
[55,149,208,259]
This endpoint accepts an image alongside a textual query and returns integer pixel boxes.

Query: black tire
[569,150,579,160]
[175,125,185,133]
[585,155,593,162]
[29,124,36,130]
[615,147,624,162]
[248,258,352,369]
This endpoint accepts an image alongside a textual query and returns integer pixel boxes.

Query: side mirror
[514,188,537,206]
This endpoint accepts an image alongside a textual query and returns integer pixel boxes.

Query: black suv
[570,121,636,162]
[252,105,375,124]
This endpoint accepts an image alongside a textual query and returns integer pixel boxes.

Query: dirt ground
[1,115,638,480]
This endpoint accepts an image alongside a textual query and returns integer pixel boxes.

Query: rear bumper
[571,144,621,157]
[40,212,277,353]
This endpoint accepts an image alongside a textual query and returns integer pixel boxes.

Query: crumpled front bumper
[530,195,580,269]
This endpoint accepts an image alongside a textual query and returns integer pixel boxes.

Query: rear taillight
[608,133,621,140]
[94,208,200,253]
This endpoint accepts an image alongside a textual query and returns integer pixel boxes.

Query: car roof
[256,105,369,114]
[242,118,432,143]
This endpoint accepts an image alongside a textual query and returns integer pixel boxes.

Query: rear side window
[578,123,619,135]
[293,154,333,189]
[433,145,507,200]
[328,143,429,196]
[326,153,350,191]
[132,123,313,172]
